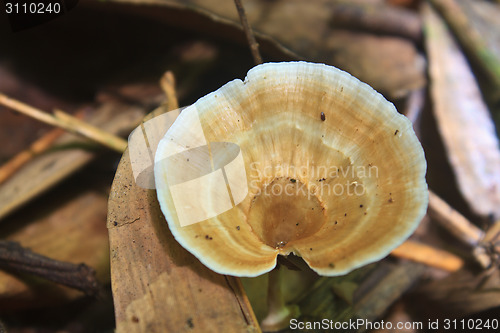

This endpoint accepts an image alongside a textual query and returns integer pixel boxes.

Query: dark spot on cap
[388,198,393,203]
[340,86,344,92]
[321,112,326,121]
[310,248,313,251]
[113,221,118,226]
[296,222,299,226]
[132,316,139,323]
[236,226,240,230]
[205,235,213,240]
[186,317,194,328]
[359,204,363,208]
[344,213,347,216]
[329,263,335,268]
[394,130,399,135]
[290,179,297,183]
[335,221,338,225]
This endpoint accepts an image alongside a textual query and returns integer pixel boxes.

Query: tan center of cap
[247,177,326,251]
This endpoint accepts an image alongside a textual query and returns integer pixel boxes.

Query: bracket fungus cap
[155,62,428,277]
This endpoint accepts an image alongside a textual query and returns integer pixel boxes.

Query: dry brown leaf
[107,106,260,333]
[424,5,500,220]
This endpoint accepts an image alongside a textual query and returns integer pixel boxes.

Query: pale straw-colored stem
[261,267,300,332]
[0,93,127,153]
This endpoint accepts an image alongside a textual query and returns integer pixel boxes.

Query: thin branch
[160,71,180,111]
[0,241,101,296]
[426,190,497,268]
[0,93,127,153]
[234,0,263,65]
[391,239,464,272]
[428,190,485,247]
[54,108,127,152]
[0,128,64,185]
[473,221,500,269]
[0,109,90,185]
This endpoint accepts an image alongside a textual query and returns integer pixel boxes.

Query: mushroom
[154,62,428,328]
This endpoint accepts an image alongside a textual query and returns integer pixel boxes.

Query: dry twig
[392,239,464,272]
[428,190,485,247]
[473,221,500,269]
[0,110,90,185]
[0,128,64,185]
[234,0,263,65]
[0,241,101,296]
[160,71,179,110]
[0,93,127,153]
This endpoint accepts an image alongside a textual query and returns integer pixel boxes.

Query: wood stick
[0,241,101,296]
[426,190,499,268]
[160,71,179,111]
[0,110,89,185]
[0,128,64,185]
[53,109,127,153]
[428,190,484,247]
[0,93,60,127]
[0,93,127,153]
[391,239,464,272]
[473,221,500,269]
[234,0,263,65]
